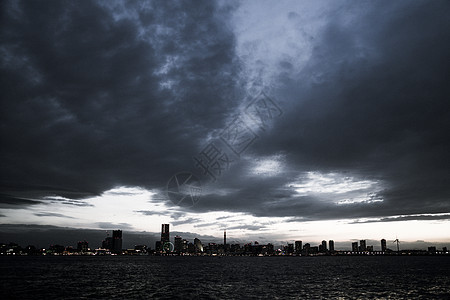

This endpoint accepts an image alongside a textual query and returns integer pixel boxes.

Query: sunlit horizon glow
[1,186,448,245]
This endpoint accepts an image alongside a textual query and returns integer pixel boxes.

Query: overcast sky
[1,0,449,249]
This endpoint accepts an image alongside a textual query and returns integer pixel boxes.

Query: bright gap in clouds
[248,155,284,177]
[288,171,384,204]
[1,185,448,244]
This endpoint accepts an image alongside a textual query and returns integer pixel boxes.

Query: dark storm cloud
[57,200,94,207]
[351,214,450,224]
[188,0,450,221]
[280,0,450,219]
[1,0,240,206]
[0,193,42,208]
[44,196,94,207]
[227,224,268,231]
[1,0,449,225]
[96,222,134,230]
[171,217,203,226]
[34,212,75,218]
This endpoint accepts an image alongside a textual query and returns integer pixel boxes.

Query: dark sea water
[1,256,450,299]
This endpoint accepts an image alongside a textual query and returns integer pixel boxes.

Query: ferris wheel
[163,241,174,252]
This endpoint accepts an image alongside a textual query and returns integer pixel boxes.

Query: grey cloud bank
[1,0,449,231]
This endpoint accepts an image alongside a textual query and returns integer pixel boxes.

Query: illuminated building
[161,224,170,244]
[49,244,65,254]
[134,245,147,254]
[194,238,203,252]
[182,239,188,253]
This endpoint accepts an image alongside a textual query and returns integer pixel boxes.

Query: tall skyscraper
[174,235,182,252]
[381,239,387,252]
[161,224,170,244]
[295,241,302,254]
[224,230,226,246]
[287,243,294,254]
[329,240,335,252]
[359,240,366,252]
[303,243,310,255]
[112,230,122,253]
[194,238,203,252]
[321,240,327,252]
[102,231,112,250]
[352,242,358,252]
[155,241,162,252]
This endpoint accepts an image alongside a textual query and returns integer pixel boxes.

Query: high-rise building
[194,238,203,252]
[352,242,358,252]
[359,240,366,252]
[381,239,387,252]
[187,242,195,253]
[287,243,294,254]
[102,237,112,250]
[182,239,188,253]
[295,241,302,254]
[155,241,162,252]
[102,231,113,250]
[174,235,182,252]
[303,243,310,255]
[224,230,227,246]
[321,240,327,252]
[112,230,122,253]
[329,240,335,252]
[309,246,319,254]
[319,243,325,253]
[161,224,170,244]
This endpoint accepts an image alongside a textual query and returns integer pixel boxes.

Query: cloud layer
[1,0,449,228]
